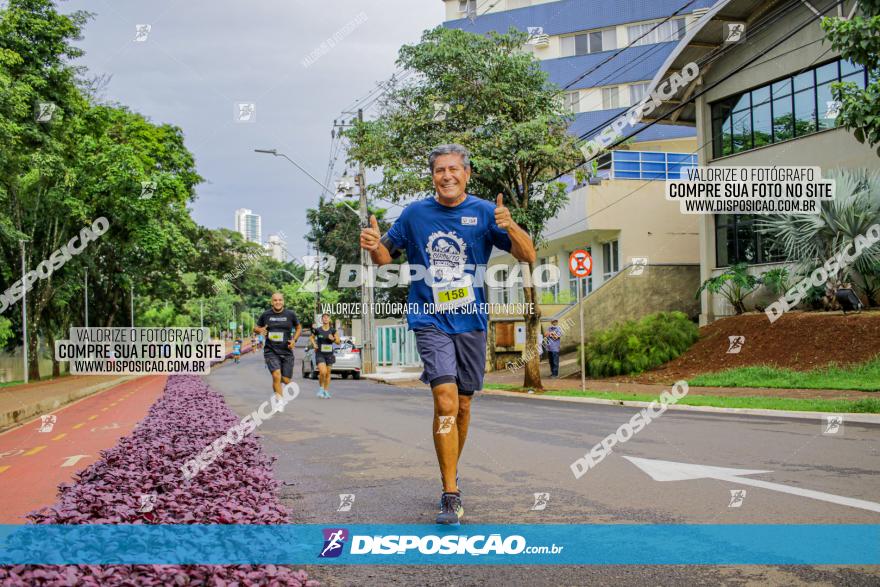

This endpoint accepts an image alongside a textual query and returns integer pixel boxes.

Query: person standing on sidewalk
[359,143,536,525]
[546,319,563,378]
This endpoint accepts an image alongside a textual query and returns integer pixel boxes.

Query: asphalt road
[206,352,880,586]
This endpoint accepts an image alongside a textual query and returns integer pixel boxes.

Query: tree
[345,26,583,389]
[758,168,880,305]
[305,200,407,313]
[821,1,880,154]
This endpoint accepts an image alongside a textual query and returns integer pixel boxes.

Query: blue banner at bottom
[0,524,877,565]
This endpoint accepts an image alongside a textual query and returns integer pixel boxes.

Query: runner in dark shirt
[253,292,301,397]
[309,313,340,398]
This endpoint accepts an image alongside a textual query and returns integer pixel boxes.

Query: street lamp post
[130,284,135,327]
[19,240,28,384]
[254,147,376,371]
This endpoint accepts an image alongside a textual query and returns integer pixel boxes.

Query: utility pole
[356,108,375,374]
[332,110,375,373]
[84,268,89,328]
[19,240,28,384]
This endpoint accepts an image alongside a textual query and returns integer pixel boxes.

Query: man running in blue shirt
[360,143,536,525]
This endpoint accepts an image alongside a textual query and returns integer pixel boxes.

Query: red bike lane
[0,375,167,523]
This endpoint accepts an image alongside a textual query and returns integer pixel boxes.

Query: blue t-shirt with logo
[383,195,512,334]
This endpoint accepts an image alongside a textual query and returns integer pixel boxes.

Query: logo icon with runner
[39,415,57,433]
[531,492,550,511]
[727,335,745,354]
[319,528,349,558]
[337,494,355,512]
[728,489,747,508]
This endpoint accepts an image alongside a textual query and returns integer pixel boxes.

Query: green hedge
[581,311,699,377]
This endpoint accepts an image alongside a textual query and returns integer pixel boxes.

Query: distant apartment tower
[264,233,287,262]
[234,208,261,244]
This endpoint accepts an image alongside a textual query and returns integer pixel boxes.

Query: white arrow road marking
[624,456,880,514]
[60,455,90,468]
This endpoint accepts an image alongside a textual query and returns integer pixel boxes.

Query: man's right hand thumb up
[360,214,381,251]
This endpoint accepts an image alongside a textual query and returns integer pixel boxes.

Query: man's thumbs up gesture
[494,193,513,231]
[360,214,381,251]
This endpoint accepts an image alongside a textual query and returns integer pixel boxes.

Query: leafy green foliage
[696,263,759,314]
[758,168,880,295]
[759,267,792,296]
[821,2,880,153]
[345,26,583,246]
[581,311,699,377]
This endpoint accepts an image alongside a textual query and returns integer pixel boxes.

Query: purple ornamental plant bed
[0,374,316,586]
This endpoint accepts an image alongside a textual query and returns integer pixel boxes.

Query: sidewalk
[368,357,874,402]
[484,370,874,401]
[0,375,137,433]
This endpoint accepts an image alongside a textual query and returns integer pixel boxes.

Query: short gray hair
[428,144,471,172]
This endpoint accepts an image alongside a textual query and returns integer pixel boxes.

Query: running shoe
[439,474,460,509]
[436,492,463,525]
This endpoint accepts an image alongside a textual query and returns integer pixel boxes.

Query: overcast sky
[63,0,442,259]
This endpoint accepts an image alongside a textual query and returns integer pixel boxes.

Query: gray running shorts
[414,326,486,396]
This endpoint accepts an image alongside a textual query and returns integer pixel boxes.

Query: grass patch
[688,359,880,391]
[484,384,880,413]
[0,372,73,389]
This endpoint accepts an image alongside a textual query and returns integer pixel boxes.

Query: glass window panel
[602,28,617,51]
[731,108,752,153]
[560,36,575,57]
[614,171,641,179]
[602,86,619,109]
[817,82,836,130]
[716,225,735,267]
[644,170,665,180]
[627,24,643,45]
[793,70,814,92]
[732,92,750,113]
[841,59,862,77]
[629,82,649,104]
[842,71,866,90]
[589,31,602,53]
[716,214,733,228]
[614,151,640,161]
[794,89,817,136]
[721,118,734,157]
[773,95,794,141]
[752,86,770,106]
[771,78,792,99]
[815,61,839,84]
[675,18,687,39]
[575,34,589,56]
[642,152,666,162]
[753,101,772,148]
[642,162,666,172]
[736,222,757,263]
[615,161,640,171]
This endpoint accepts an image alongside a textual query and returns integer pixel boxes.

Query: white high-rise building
[234,208,261,243]
[264,233,287,262]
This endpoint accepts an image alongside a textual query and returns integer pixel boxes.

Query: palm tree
[758,168,880,305]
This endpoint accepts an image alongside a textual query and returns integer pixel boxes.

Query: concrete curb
[481,389,880,424]
[0,376,138,433]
